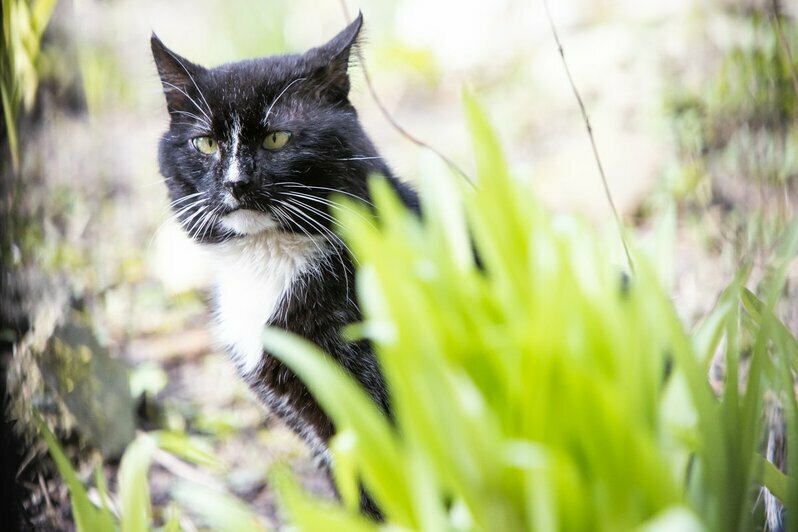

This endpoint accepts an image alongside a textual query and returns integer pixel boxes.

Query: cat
[151,13,417,516]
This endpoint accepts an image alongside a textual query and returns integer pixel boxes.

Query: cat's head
[152,14,386,243]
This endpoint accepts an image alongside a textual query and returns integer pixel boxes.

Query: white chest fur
[207,232,323,375]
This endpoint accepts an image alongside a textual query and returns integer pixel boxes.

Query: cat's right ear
[150,34,205,112]
[301,13,363,103]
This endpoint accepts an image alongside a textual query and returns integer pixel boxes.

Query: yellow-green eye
[263,131,292,150]
[192,136,217,155]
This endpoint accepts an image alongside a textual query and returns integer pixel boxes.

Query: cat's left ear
[304,12,363,102]
[151,34,207,112]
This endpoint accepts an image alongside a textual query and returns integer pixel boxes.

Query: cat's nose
[223,175,252,200]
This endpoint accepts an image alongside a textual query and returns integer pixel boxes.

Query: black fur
[152,14,417,517]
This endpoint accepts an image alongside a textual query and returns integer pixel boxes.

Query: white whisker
[282,196,345,231]
[202,206,223,241]
[169,109,211,128]
[181,205,208,236]
[277,200,353,298]
[278,183,375,207]
[273,201,329,265]
[263,77,307,126]
[169,191,205,208]
[281,198,355,262]
[162,48,214,121]
[191,205,215,241]
[161,80,212,125]
[280,190,376,229]
[148,196,208,251]
[172,198,208,219]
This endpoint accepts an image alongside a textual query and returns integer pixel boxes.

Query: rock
[37,316,135,458]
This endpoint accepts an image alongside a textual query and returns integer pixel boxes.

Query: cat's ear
[151,34,206,112]
[304,12,363,102]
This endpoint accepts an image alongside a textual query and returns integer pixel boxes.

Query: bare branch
[541,0,635,273]
[337,0,474,186]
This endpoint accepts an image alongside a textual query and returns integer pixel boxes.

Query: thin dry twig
[770,0,798,100]
[337,1,475,186]
[541,0,635,273]
[16,444,43,480]
[38,473,54,516]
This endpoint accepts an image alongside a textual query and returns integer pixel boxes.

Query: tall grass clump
[37,416,269,531]
[1,0,57,171]
[264,93,798,531]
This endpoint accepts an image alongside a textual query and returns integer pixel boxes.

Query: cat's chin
[219,209,279,236]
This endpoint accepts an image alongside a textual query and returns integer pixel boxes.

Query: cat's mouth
[219,208,279,236]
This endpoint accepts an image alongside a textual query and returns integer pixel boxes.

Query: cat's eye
[262,131,292,150]
[192,136,217,155]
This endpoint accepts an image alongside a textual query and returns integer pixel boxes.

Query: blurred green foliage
[667,12,798,200]
[260,93,798,531]
[39,87,798,531]
[705,17,797,130]
[38,419,266,531]
[1,0,57,171]
[79,45,135,116]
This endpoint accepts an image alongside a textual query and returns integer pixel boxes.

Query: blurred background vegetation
[1,0,798,529]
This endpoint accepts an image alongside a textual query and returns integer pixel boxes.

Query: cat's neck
[207,229,329,375]
[207,230,325,259]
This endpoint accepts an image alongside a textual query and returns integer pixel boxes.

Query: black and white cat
[151,14,417,513]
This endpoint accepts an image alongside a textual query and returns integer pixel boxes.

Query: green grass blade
[35,414,115,532]
[757,454,789,504]
[693,266,749,369]
[742,288,798,372]
[763,217,798,306]
[161,504,183,532]
[462,88,508,183]
[118,433,157,532]
[328,430,362,513]
[93,465,117,529]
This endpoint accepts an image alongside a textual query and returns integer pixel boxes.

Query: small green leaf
[757,455,789,504]
[119,433,157,532]
[171,481,268,532]
[153,431,221,470]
